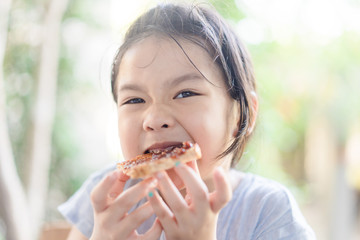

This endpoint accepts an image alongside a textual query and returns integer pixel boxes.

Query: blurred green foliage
[209,0,245,21]
[243,30,360,191]
[4,0,108,210]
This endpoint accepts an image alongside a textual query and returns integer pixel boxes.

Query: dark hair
[111,3,256,167]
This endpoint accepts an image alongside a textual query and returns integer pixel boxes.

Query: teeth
[149,149,162,154]
[146,143,183,155]
[149,145,179,154]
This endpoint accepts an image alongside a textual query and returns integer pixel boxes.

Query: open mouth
[144,142,184,155]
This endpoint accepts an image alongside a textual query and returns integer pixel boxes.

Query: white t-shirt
[58,164,316,239]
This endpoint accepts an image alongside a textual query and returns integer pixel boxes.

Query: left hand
[147,161,232,240]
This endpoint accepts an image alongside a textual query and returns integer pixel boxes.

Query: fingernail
[185,194,191,204]
[156,171,164,179]
[108,192,118,199]
[148,178,158,188]
[148,191,154,197]
[175,161,181,167]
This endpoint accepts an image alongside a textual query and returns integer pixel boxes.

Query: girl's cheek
[117,118,139,159]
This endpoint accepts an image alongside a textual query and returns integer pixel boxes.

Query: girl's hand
[147,161,232,240]
[90,170,162,240]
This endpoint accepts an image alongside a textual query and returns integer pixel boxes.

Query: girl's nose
[143,104,174,131]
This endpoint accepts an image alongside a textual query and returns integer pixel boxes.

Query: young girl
[59,3,315,240]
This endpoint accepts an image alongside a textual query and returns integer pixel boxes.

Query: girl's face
[115,36,239,184]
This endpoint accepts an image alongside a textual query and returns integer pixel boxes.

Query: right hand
[90,170,161,240]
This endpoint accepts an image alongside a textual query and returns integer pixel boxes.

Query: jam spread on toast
[118,141,193,171]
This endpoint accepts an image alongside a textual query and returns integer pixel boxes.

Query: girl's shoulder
[229,171,304,218]
[228,169,293,201]
[233,171,292,197]
[218,170,316,239]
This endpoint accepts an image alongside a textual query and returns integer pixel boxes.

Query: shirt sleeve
[57,164,115,238]
[254,188,316,240]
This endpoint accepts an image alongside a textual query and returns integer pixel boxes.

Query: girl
[59,3,316,240]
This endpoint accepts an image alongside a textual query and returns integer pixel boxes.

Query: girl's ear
[247,91,258,135]
[231,91,258,138]
[231,101,241,138]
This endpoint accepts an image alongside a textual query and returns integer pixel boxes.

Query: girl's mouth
[144,142,184,154]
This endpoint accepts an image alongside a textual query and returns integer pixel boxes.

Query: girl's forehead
[121,36,211,68]
[118,35,226,85]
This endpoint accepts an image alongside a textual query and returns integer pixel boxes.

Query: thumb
[209,167,232,212]
[90,170,127,212]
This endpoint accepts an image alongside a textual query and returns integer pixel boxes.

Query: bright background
[3,0,360,239]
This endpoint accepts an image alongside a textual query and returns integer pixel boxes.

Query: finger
[165,160,199,190]
[117,201,155,237]
[106,178,158,221]
[209,167,232,212]
[164,168,184,189]
[139,218,163,240]
[154,171,188,216]
[173,162,210,209]
[147,188,177,232]
[185,193,192,206]
[108,171,129,199]
[91,170,125,212]
[186,160,200,175]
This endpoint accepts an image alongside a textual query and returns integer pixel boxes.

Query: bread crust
[117,142,201,179]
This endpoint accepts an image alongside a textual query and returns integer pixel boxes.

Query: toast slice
[117,142,201,179]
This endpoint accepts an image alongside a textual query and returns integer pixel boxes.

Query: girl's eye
[123,98,145,105]
[174,91,199,99]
